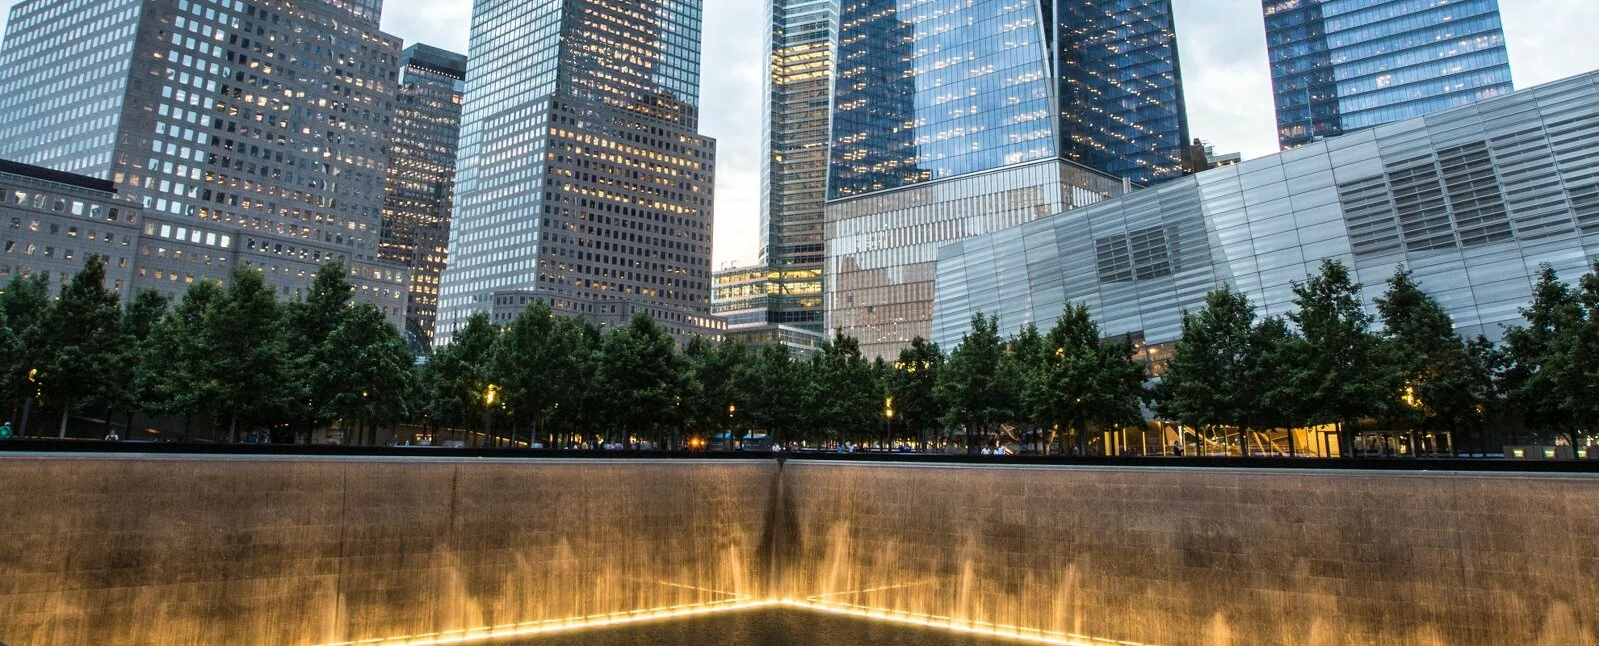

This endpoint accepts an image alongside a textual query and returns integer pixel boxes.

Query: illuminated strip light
[322,589,1157,646]
[784,599,1154,646]
[321,598,774,646]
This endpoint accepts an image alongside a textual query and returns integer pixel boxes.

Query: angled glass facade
[1265,0,1513,150]
[439,0,717,345]
[382,44,467,350]
[934,72,1599,357]
[827,0,1188,196]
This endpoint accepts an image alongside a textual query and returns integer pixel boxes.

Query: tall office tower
[824,0,1187,359]
[438,0,718,345]
[1265,0,1514,150]
[756,0,836,332]
[0,0,409,318]
[381,43,466,350]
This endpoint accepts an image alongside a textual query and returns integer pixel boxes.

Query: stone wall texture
[0,455,1595,645]
[0,456,775,645]
[779,462,1599,645]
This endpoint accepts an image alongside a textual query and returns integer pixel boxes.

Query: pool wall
[1,454,1595,645]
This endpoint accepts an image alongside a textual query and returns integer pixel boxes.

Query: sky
[6,0,1595,270]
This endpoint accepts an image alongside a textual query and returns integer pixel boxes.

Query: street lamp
[484,384,500,448]
[884,396,894,451]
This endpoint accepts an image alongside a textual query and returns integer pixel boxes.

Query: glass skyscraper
[438,0,718,345]
[823,0,1186,358]
[828,0,1190,194]
[381,44,467,350]
[1265,0,1514,149]
[0,0,409,318]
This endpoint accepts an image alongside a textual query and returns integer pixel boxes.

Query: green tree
[420,310,498,433]
[316,303,415,445]
[742,344,803,447]
[488,301,597,447]
[598,312,683,448]
[1153,286,1257,455]
[27,257,123,437]
[204,267,292,442]
[1007,323,1046,452]
[283,261,356,436]
[107,290,168,435]
[682,336,747,442]
[1287,259,1389,457]
[1500,264,1584,447]
[936,313,1017,454]
[0,272,50,431]
[139,280,224,437]
[886,337,944,450]
[1242,316,1307,456]
[815,332,881,447]
[1025,304,1145,456]
[1375,266,1495,454]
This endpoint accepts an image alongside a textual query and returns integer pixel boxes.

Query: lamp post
[884,397,894,451]
[484,384,499,448]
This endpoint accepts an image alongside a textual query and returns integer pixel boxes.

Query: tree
[203,267,292,442]
[0,272,50,431]
[1242,316,1307,456]
[1024,304,1146,456]
[1375,266,1495,454]
[598,312,683,448]
[1007,323,1045,452]
[682,336,746,442]
[1153,286,1257,454]
[886,337,944,450]
[315,302,415,445]
[1500,264,1585,447]
[283,260,356,436]
[139,280,224,437]
[742,344,803,447]
[106,290,168,435]
[27,257,123,437]
[814,332,881,448]
[1287,259,1390,457]
[420,310,498,433]
[937,313,1017,454]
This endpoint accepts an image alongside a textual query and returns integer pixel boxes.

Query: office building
[712,0,837,350]
[825,0,1187,357]
[0,159,143,298]
[381,43,466,349]
[437,0,718,345]
[0,0,408,319]
[1265,0,1514,149]
[713,264,823,354]
[933,73,1599,362]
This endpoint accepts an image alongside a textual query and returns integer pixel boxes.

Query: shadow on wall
[0,457,1594,645]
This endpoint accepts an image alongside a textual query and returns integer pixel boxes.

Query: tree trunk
[1337,420,1355,458]
[1286,426,1295,458]
[228,411,238,444]
[57,399,71,439]
[124,410,135,440]
[1239,426,1249,458]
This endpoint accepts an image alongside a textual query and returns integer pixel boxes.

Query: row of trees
[2,257,412,442]
[4,255,1596,453]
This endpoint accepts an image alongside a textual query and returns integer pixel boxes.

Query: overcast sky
[8,1,1594,270]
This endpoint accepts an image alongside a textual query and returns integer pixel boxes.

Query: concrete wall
[0,456,775,645]
[1,456,1596,645]
[779,462,1599,645]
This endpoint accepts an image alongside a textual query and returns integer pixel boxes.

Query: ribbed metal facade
[934,72,1599,352]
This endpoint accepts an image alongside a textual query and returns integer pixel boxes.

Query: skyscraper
[0,0,409,316]
[1264,0,1514,149]
[381,44,466,350]
[824,0,1187,358]
[438,0,718,345]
